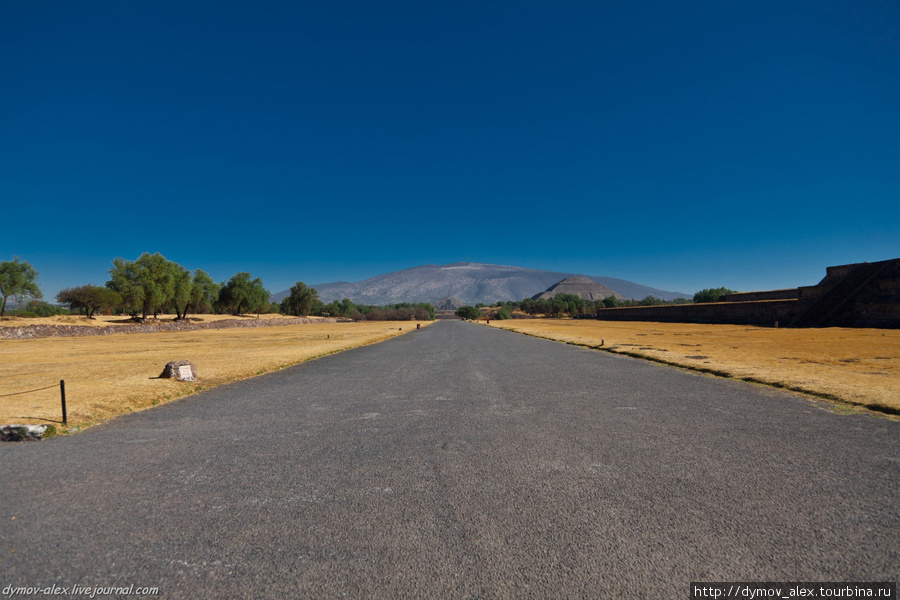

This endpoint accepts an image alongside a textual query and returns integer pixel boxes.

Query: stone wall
[593,300,801,327]
[593,258,900,328]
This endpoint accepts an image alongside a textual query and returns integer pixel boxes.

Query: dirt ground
[487,319,900,414]
[0,321,432,429]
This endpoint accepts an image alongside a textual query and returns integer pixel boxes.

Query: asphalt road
[1,320,898,599]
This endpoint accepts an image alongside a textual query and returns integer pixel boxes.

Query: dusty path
[1,320,897,598]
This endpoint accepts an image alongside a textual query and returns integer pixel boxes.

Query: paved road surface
[1,321,898,598]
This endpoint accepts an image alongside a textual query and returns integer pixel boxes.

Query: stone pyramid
[433,296,465,310]
[531,277,625,301]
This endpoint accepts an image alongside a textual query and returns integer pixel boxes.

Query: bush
[456,306,481,320]
[27,300,68,317]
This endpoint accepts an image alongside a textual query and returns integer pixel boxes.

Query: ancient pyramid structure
[532,277,626,301]
[433,296,465,310]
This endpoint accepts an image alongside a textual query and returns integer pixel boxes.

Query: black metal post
[60,380,67,426]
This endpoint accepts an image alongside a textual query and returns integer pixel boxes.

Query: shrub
[456,306,481,320]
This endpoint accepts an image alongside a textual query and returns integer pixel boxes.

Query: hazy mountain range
[273,262,691,305]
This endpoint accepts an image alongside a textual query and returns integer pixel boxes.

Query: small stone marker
[160,360,198,381]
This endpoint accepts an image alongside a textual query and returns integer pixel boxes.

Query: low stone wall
[593,300,802,326]
[0,317,339,340]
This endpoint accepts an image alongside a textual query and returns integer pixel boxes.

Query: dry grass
[487,319,900,414]
[0,321,432,429]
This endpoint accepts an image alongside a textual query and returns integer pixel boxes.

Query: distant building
[433,296,465,311]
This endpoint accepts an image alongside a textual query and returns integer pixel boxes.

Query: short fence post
[60,380,67,426]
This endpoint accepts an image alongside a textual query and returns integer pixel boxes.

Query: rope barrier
[1,380,67,426]
[0,384,58,398]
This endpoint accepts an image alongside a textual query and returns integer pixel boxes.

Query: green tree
[188,269,219,315]
[218,272,269,315]
[56,285,122,318]
[693,287,738,303]
[548,296,566,317]
[170,263,193,320]
[519,298,537,315]
[0,257,42,317]
[137,252,177,318]
[639,295,665,306]
[418,302,436,320]
[319,299,342,317]
[601,295,619,309]
[455,305,481,320]
[57,287,87,315]
[280,281,319,316]
[107,252,179,319]
[106,258,144,316]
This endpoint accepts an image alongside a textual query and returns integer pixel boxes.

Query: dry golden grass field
[0,312,304,328]
[488,319,900,415]
[0,320,432,430]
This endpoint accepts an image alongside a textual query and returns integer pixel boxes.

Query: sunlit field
[1,321,431,429]
[487,319,900,414]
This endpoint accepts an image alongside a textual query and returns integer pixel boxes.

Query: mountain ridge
[272,262,690,305]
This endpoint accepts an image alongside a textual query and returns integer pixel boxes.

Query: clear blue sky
[2,1,898,299]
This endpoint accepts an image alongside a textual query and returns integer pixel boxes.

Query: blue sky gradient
[2,1,898,299]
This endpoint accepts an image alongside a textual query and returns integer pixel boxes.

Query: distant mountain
[273,262,690,305]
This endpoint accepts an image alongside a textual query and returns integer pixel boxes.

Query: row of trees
[278,283,434,321]
[1,255,435,321]
[318,301,435,321]
[0,253,268,319]
[103,253,224,319]
[466,294,693,319]
[693,287,738,303]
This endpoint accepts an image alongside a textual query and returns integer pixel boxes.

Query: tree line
[457,293,693,319]
[1,254,435,321]
[278,283,434,320]
[456,287,738,319]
